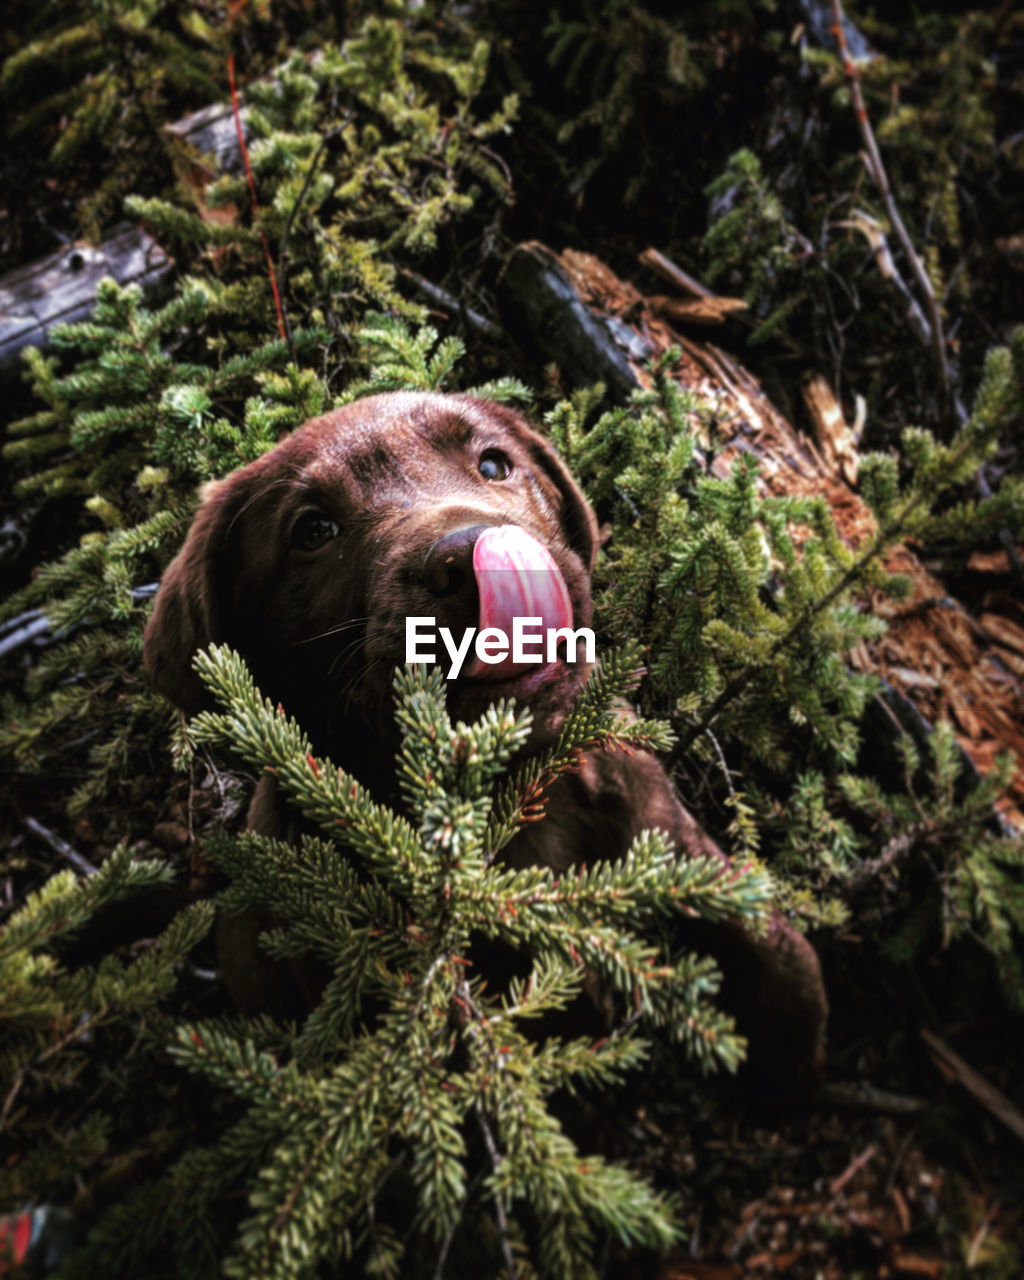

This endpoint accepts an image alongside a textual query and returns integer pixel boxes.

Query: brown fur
[144,392,827,1093]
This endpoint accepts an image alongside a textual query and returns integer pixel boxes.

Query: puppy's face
[144,393,598,769]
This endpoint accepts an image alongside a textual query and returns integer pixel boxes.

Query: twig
[475,1107,518,1280]
[639,247,714,300]
[2,1010,98,1130]
[22,817,98,877]
[921,1026,1024,1143]
[226,51,292,358]
[277,126,342,355]
[0,611,50,660]
[432,1166,487,1280]
[828,1143,877,1196]
[704,727,739,801]
[836,212,931,346]
[816,1081,927,1114]
[830,0,950,401]
[842,821,936,898]
[399,269,505,343]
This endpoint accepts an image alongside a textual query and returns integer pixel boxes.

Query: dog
[143,391,828,1093]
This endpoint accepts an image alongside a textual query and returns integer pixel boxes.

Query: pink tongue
[466,525,573,680]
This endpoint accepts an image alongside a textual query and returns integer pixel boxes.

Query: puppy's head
[144,392,598,766]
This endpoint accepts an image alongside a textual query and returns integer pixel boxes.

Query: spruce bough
[71,645,777,1279]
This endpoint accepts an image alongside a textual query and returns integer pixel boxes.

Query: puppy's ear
[143,475,250,714]
[526,428,598,573]
[467,399,598,572]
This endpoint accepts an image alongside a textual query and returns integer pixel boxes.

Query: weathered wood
[498,241,1024,829]
[0,95,249,385]
[639,245,713,300]
[165,100,248,176]
[801,372,860,485]
[498,242,648,403]
[0,224,173,382]
[646,293,748,327]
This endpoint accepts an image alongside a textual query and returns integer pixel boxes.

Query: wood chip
[980,613,1024,656]
[648,294,748,326]
[801,374,860,485]
[988,645,1024,678]
[889,667,940,689]
[946,688,982,739]
[890,1186,911,1234]
[967,547,1024,573]
[891,1251,945,1277]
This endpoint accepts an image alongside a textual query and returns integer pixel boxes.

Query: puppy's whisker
[337,662,384,716]
[328,635,369,681]
[293,616,369,646]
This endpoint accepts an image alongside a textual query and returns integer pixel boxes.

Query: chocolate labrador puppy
[144,391,827,1092]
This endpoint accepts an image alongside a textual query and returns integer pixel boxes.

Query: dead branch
[830,0,950,402]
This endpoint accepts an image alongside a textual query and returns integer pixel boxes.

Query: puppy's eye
[292,511,340,550]
[479,449,512,481]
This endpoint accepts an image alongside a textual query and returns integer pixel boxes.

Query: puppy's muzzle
[422,524,493,603]
[421,524,575,682]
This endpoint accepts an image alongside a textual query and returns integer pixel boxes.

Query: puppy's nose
[422,525,491,598]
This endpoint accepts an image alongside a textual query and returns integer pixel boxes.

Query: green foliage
[4,277,320,507]
[0,844,214,1206]
[755,719,1024,1009]
[545,352,885,772]
[695,9,1024,435]
[1,5,517,819]
[0,0,229,239]
[339,310,531,405]
[756,770,859,894]
[0,276,324,815]
[65,646,779,1277]
[548,332,1024,784]
[859,330,1024,544]
[845,10,1000,291]
[703,148,809,344]
[127,16,516,341]
[542,0,744,204]
[838,722,1024,1010]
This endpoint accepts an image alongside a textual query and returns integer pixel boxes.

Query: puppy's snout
[422,524,491,599]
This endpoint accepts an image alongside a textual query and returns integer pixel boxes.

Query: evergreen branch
[0,844,171,961]
[485,642,666,858]
[462,839,771,932]
[670,392,1008,761]
[229,1039,396,1280]
[66,1110,286,1279]
[842,821,939,898]
[191,646,426,895]
[170,1022,311,1112]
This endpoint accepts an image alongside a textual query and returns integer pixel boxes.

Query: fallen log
[0,95,250,385]
[498,242,1024,829]
[0,225,174,384]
